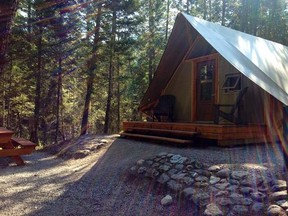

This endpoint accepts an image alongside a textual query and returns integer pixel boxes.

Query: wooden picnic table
[0,127,36,165]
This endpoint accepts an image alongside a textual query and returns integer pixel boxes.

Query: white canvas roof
[182,13,288,106]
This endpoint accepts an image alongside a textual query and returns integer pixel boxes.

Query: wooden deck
[122,121,268,146]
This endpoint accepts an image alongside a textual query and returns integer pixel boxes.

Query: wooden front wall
[162,52,283,127]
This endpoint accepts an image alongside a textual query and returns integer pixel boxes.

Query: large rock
[204,203,223,216]
[191,192,210,207]
[272,180,287,188]
[214,183,229,190]
[144,168,159,178]
[276,200,288,209]
[194,181,209,188]
[183,176,194,185]
[270,190,288,201]
[158,164,171,172]
[272,184,287,192]
[227,185,238,193]
[167,180,183,192]
[170,155,187,164]
[208,165,222,172]
[195,176,209,182]
[171,173,186,180]
[250,191,266,201]
[210,176,221,185]
[168,168,178,176]
[232,205,249,215]
[161,195,173,206]
[216,197,233,206]
[181,187,195,199]
[240,187,254,195]
[157,173,170,184]
[267,205,286,216]
[136,159,145,166]
[215,190,229,197]
[158,152,168,157]
[137,167,147,174]
[251,202,265,214]
[231,171,249,180]
[215,168,231,178]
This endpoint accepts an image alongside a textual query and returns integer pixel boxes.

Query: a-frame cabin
[122,13,288,146]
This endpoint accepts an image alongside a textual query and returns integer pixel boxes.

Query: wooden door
[196,59,216,121]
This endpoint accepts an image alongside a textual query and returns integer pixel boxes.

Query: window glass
[222,73,241,92]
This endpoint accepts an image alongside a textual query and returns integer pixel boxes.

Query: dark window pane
[201,83,213,100]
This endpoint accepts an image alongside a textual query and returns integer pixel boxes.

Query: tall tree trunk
[0,72,4,126]
[27,0,32,41]
[165,0,170,41]
[203,0,207,19]
[148,0,155,84]
[104,1,117,134]
[7,53,13,128]
[31,24,43,144]
[208,0,212,21]
[55,58,62,143]
[80,4,102,135]
[221,0,226,25]
[81,76,95,135]
[116,57,120,132]
[0,0,19,75]
[240,0,248,32]
[186,0,189,13]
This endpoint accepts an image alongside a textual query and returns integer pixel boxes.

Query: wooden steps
[120,132,194,144]
[121,127,199,144]
[126,127,199,136]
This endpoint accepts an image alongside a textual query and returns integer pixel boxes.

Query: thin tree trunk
[27,0,32,41]
[148,0,155,84]
[208,0,212,21]
[104,0,117,134]
[80,4,102,135]
[0,72,4,126]
[221,0,226,26]
[165,0,170,41]
[7,53,13,128]
[116,57,120,132]
[240,0,248,32]
[81,76,95,135]
[55,58,62,143]
[31,24,43,144]
[0,0,19,75]
[203,0,207,19]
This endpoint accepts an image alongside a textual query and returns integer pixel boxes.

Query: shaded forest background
[1,0,288,145]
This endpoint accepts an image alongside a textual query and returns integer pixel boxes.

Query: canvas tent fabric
[139,12,288,111]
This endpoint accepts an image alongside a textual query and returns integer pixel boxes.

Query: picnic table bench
[0,127,36,165]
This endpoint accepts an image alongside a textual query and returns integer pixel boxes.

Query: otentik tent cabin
[122,13,288,146]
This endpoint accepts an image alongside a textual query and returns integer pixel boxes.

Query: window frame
[222,73,242,92]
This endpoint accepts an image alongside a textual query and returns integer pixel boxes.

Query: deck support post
[283,105,288,193]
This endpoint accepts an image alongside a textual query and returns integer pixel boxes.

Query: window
[222,73,241,92]
[199,64,214,100]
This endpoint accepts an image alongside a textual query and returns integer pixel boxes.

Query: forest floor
[0,135,287,216]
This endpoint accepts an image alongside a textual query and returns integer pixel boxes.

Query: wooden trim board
[121,132,193,144]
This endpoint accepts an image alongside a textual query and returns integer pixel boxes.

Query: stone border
[130,152,288,216]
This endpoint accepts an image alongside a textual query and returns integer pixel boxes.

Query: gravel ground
[0,137,287,216]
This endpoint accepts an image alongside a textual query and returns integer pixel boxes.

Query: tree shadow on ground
[1,138,287,216]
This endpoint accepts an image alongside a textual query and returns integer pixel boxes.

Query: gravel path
[0,137,287,216]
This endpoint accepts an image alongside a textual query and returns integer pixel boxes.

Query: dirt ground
[0,136,287,216]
